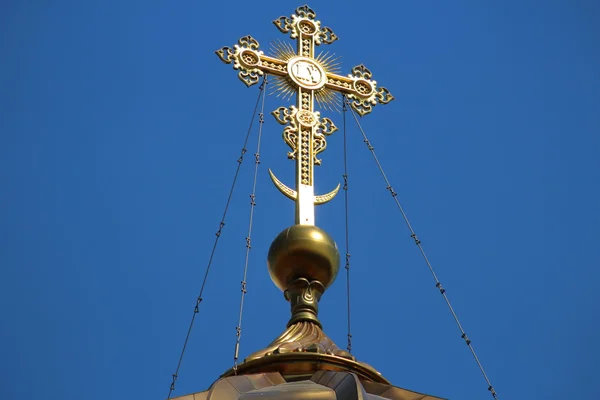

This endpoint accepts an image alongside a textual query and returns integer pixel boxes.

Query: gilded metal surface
[267,225,340,291]
[285,278,325,327]
[227,351,387,385]
[173,371,446,400]
[268,168,297,201]
[314,183,340,205]
[268,168,340,205]
[244,320,352,362]
[216,5,394,226]
[194,6,445,400]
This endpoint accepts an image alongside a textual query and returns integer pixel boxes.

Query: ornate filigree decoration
[216,35,265,87]
[245,320,353,361]
[271,106,338,179]
[295,4,317,19]
[272,106,298,159]
[216,6,394,225]
[314,116,337,165]
[344,64,395,116]
[273,5,335,48]
[285,278,324,326]
[244,277,356,362]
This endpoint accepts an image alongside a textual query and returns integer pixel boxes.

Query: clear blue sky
[2,1,599,399]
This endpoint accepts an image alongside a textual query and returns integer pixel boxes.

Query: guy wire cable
[341,95,352,353]
[233,76,268,372]
[347,99,500,400]
[166,76,268,399]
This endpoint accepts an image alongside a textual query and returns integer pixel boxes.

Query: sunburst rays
[270,40,298,102]
[315,51,341,74]
[268,41,343,112]
[270,39,296,61]
[314,51,342,112]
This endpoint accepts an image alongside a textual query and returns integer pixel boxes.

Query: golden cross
[216,5,394,226]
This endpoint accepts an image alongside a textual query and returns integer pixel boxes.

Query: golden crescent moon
[314,183,340,205]
[269,168,340,206]
[268,169,297,200]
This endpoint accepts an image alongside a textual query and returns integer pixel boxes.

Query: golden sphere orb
[268,225,340,291]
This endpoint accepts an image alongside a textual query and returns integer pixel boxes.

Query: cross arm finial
[343,64,395,116]
[215,35,268,87]
[273,5,338,46]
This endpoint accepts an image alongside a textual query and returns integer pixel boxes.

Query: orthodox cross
[216,5,393,226]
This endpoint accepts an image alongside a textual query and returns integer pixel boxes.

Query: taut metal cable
[342,96,352,353]
[347,101,499,400]
[166,76,268,400]
[233,76,268,372]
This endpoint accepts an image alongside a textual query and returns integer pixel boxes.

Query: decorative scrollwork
[238,69,261,87]
[317,117,337,136]
[215,46,234,63]
[350,64,373,80]
[272,106,299,160]
[284,128,298,160]
[284,278,324,324]
[295,5,317,20]
[313,135,326,165]
[347,97,374,117]
[345,64,394,116]
[215,35,264,88]
[316,27,338,45]
[244,320,357,362]
[272,106,293,125]
[273,16,293,33]
[238,35,260,50]
[274,5,336,50]
[376,86,394,104]
[313,117,337,165]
